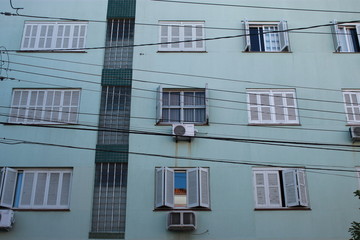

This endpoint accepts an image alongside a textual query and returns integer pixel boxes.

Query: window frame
[158,21,205,52]
[332,20,360,53]
[9,89,81,125]
[343,90,360,124]
[247,89,299,125]
[154,167,210,210]
[0,167,73,210]
[156,85,209,125]
[243,20,290,52]
[20,21,88,51]
[253,168,309,209]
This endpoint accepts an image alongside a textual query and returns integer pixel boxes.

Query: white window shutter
[156,85,163,124]
[155,168,165,208]
[331,20,342,52]
[198,168,210,208]
[282,169,300,207]
[248,93,260,122]
[267,172,281,206]
[164,167,174,208]
[356,25,360,47]
[278,20,289,51]
[253,172,267,207]
[0,168,4,195]
[296,169,308,207]
[187,168,199,208]
[205,83,209,124]
[243,20,251,51]
[0,167,18,208]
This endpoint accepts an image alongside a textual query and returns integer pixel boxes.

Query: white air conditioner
[0,210,15,230]
[350,126,360,141]
[167,211,196,231]
[172,124,195,137]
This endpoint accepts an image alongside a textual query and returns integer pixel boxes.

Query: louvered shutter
[19,172,35,207]
[285,92,298,122]
[156,86,163,124]
[260,93,271,121]
[248,92,259,122]
[267,172,281,206]
[159,23,170,51]
[195,23,205,50]
[164,168,174,208]
[243,20,251,51]
[0,168,18,208]
[356,25,360,49]
[343,92,359,122]
[331,20,342,52]
[282,169,299,207]
[278,20,289,51]
[274,93,285,121]
[0,168,4,195]
[187,168,199,208]
[155,168,165,208]
[296,170,308,206]
[198,168,210,208]
[254,172,266,207]
[205,83,209,124]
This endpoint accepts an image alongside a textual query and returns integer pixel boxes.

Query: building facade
[1,0,360,239]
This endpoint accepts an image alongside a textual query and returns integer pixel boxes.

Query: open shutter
[243,20,251,51]
[356,25,360,49]
[296,170,308,206]
[155,168,165,208]
[0,168,17,208]
[187,168,199,208]
[156,85,163,124]
[205,83,209,124]
[278,20,289,51]
[164,167,174,208]
[282,169,299,207]
[331,20,342,52]
[0,168,4,197]
[198,168,210,208]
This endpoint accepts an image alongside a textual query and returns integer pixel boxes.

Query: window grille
[91,163,128,233]
[104,19,135,69]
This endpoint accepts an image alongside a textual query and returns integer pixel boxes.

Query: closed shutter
[343,92,360,122]
[243,20,251,51]
[331,20,342,52]
[254,172,267,207]
[260,93,271,121]
[183,24,194,49]
[195,23,204,50]
[159,24,170,50]
[267,172,281,206]
[187,168,199,208]
[278,20,289,51]
[248,92,260,122]
[284,92,298,121]
[296,169,308,207]
[19,172,35,207]
[156,86,163,124]
[205,83,209,124]
[0,168,18,208]
[199,168,210,208]
[274,93,285,121]
[282,169,299,207]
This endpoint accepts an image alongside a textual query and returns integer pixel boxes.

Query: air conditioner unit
[172,124,195,137]
[350,126,360,141]
[167,211,196,231]
[0,210,15,231]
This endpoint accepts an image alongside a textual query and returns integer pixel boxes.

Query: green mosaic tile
[101,69,132,86]
[95,144,129,163]
[107,0,136,18]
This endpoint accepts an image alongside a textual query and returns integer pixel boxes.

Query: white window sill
[17,50,87,53]
[254,207,311,211]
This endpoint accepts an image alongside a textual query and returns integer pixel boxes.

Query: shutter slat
[187,168,199,208]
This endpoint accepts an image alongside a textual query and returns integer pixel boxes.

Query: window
[90,163,127,234]
[21,21,88,51]
[253,168,308,209]
[159,21,205,52]
[0,167,72,209]
[247,89,299,124]
[243,20,290,52]
[343,90,360,124]
[156,86,208,124]
[9,89,81,124]
[332,21,360,52]
[155,167,209,209]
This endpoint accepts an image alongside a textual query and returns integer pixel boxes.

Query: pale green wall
[127,0,360,239]
[0,0,107,239]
